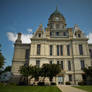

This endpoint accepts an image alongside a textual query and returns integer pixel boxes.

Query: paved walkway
[57,85,87,92]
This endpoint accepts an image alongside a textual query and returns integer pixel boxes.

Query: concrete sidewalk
[57,85,87,92]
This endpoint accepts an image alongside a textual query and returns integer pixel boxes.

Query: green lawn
[74,86,92,92]
[0,86,61,92]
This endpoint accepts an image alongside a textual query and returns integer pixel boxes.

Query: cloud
[7,32,17,42]
[21,34,33,43]
[87,33,92,43]
[27,28,32,33]
[7,32,33,43]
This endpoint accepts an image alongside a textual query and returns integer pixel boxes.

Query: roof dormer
[33,24,44,38]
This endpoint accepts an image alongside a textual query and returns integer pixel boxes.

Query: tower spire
[56,5,58,11]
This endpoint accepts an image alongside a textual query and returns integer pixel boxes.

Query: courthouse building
[11,8,92,85]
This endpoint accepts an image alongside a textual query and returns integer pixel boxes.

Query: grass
[0,85,61,92]
[74,86,92,92]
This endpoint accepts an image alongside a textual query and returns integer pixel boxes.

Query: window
[56,32,59,36]
[61,61,63,69]
[50,45,53,56]
[57,61,63,69]
[69,75,72,81]
[36,60,40,67]
[57,61,59,65]
[25,49,29,59]
[79,45,83,55]
[80,60,85,70]
[78,34,81,37]
[89,49,92,58]
[50,32,52,36]
[38,33,41,37]
[57,45,63,56]
[68,61,71,71]
[60,45,63,56]
[67,45,70,56]
[63,32,66,36]
[50,61,52,64]
[57,45,59,56]
[37,44,41,55]
[50,24,53,29]
[82,74,86,81]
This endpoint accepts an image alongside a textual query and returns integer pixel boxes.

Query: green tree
[4,66,11,72]
[32,66,41,81]
[83,66,92,84]
[20,65,33,85]
[42,64,61,83]
[0,44,5,69]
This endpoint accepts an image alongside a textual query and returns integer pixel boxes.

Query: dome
[49,7,65,20]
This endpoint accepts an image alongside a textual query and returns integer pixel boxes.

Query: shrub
[8,82,17,86]
[78,81,86,85]
[66,81,71,85]
[0,83,7,86]
[51,82,56,85]
[38,82,45,86]
[18,81,27,86]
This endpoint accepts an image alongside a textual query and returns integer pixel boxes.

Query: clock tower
[47,7,68,38]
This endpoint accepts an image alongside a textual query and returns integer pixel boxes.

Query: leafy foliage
[83,66,92,84]
[0,44,5,68]
[41,64,61,82]
[32,66,41,81]
[83,67,92,77]
[20,65,32,77]
[4,66,11,72]
[20,64,61,85]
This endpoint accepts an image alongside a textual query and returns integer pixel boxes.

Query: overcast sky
[0,0,92,67]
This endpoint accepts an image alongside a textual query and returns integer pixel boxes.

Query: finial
[40,24,42,27]
[56,5,58,11]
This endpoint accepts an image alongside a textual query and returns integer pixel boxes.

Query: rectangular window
[68,61,71,71]
[61,61,63,69]
[78,34,81,37]
[57,45,59,56]
[50,61,52,64]
[56,32,59,36]
[60,45,63,56]
[50,32,52,36]
[89,49,92,58]
[38,33,41,37]
[67,45,70,56]
[69,75,72,81]
[57,61,59,65]
[50,45,53,56]
[63,32,66,36]
[37,44,41,55]
[36,60,40,67]
[80,60,85,70]
[25,49,29,59]
[79,45,83,55]
[82,74,86,81]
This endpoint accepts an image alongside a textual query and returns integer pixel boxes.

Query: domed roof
[49,7,65,19]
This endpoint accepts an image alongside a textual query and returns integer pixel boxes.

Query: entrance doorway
[58,76,63,85]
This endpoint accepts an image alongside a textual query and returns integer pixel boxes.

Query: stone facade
[12,8,92,85]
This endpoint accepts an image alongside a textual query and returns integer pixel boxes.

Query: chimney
[15,33,22,44]
[17,33,22,40]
